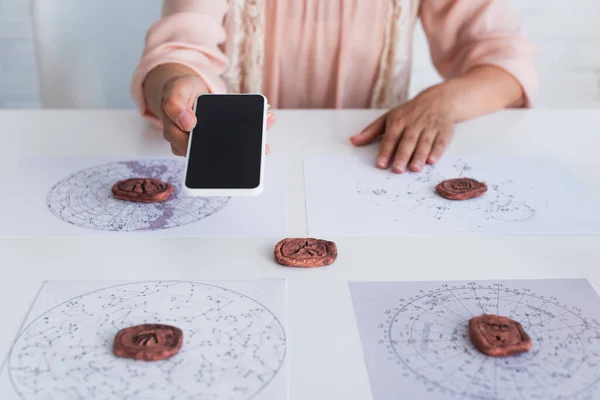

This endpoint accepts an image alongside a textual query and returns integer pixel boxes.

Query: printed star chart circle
[357,159,543,228]
[9,281,287,400]
[382,283,600,399]
[46,159,230,231]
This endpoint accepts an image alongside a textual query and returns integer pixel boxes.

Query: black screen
[185,94,265,189]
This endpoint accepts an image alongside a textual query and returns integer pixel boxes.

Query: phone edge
[182,93,267,197]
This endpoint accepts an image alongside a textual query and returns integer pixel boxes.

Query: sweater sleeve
[131,0,229,123]
[419,0,539,107]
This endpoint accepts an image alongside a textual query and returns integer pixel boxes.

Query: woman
[132,0,537,173]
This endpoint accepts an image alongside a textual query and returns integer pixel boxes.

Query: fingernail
[377,157,388,168]
[177,109,195,131]
[428,155,438,164]
[393,163,405,173]
[267,112,275,122]
[412,160,423,171]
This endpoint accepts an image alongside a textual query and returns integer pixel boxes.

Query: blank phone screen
[185,94,265,189]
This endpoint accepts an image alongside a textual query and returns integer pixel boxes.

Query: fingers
[376,115,405,169]
[163,119,189,156]
[391,125,422,173]
[264,112,276,155]
[162,94,196,132]
[428,124,454,164]
[162,75,207,132]
[170,143,185,157]
[266,112,276,130]
[161,75,208,156]
[350,114,386,146]
[409,128,437,172]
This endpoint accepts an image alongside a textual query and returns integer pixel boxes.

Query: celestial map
[376,282,600,399]
[8,281,287,400]
[46,159,230,231]
[357,159,545,228]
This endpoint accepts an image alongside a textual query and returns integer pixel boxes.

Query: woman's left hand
[350,85,455,173]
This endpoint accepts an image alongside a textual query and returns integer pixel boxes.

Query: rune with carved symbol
[435,178,487,200]
[274,238,337,267]
[112,178,174,203]
[469,314,532,357]
[113,323,183,361]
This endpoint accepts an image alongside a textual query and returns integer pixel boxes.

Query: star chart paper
[349,279,600,400]
[304,155,600,235]
[0,280,288,400]
[0,156,288,236]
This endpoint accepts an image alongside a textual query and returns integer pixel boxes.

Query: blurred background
[1,0,599,109]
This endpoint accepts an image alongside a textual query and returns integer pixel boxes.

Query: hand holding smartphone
[183,94,268,197]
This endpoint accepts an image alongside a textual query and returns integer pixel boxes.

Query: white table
[1,109,599,400]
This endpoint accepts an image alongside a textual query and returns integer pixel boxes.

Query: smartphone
[183,93,267,196]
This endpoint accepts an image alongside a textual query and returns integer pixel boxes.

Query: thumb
[162,76,207,132]
[350,114,386,146]
[163,93,196,132]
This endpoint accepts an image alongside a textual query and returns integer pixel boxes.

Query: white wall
[517,0,600,107]
[0,0,40,108]
[31,0,162,108]
[1,0,599,108]
[409,0,600,107]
